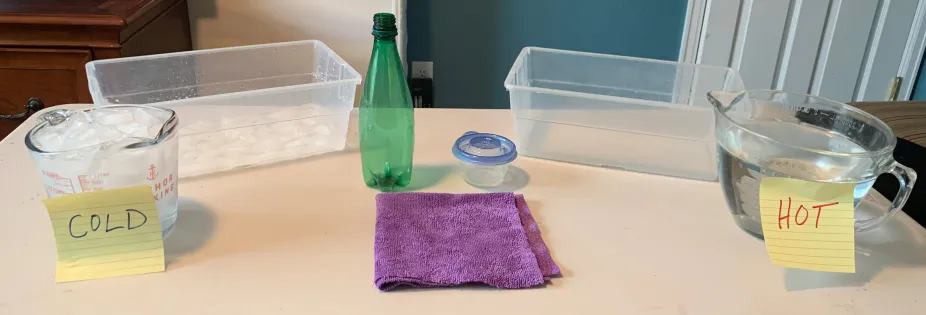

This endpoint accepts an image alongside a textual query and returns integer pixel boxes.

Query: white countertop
[2,106,926,314]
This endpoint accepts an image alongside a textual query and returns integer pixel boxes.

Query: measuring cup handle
[857,160,918,232]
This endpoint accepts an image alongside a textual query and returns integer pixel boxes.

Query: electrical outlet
[412,61,433,79]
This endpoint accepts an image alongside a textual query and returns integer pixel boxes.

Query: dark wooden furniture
[0,0,192,139]
[850,101,926,230]
[852,101,926,147]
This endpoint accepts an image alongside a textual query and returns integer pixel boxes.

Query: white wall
[187,0,401,80]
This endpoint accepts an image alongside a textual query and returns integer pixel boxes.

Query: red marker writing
[777,198,840,229]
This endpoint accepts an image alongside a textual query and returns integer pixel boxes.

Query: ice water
[28,107,179,237]
[717,120,877,237]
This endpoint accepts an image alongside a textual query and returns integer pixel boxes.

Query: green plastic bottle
[360,13,415,191]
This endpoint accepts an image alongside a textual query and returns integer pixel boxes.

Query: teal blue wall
[913,52,926,100]
[406,0,689,109]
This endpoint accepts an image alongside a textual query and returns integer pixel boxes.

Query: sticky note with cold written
[42,185,165,283]
[760,177,856,273]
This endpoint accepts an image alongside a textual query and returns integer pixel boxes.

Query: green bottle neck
[373,36,397,45]
[366,34,405,86]
[371,36,400,61]
[362,32,410,107]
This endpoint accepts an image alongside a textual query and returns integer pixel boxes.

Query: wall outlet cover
[412,61,433,79]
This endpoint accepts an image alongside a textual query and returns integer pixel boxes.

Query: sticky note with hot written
[42,185,165,283]
[759,177,856,273]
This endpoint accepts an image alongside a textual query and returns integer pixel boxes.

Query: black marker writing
[90,214,101,231]
[69,214,87,238]
[126,209,147,230]
[66,209,148,238]
[105,214,124,232]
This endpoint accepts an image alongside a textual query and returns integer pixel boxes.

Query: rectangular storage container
[504,47,744,181]
[86,40,361,178]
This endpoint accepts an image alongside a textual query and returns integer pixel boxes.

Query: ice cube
[32,128,64,152]
[49,109,159,153]
[268,106,317,121]
[131,107,163,126]
[224,129,242,139]
[115,122,153,138]
[90,108,133,126]
[271,121,298,134]
[32,110,91,151]
[129,107,170,137]
[59,122,126,151]
[300,117,318,128]
[312,124,331,136]
[239,132,259,144]
[66,110,93,128]
[86,107,165,140]
[284,138,309,148]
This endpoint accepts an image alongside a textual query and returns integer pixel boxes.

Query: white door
[689,0,926,102]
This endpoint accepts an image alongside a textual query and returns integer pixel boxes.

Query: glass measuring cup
[707,90,916,237]
[25,105,180,237]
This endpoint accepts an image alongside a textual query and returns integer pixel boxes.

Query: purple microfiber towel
[374,192,560,291]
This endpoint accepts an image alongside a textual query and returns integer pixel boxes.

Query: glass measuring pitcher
[25,105,180,237]
[707,90,916,237]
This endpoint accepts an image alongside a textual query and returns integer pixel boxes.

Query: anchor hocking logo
[148,163,175,201]
[147,164,158,180]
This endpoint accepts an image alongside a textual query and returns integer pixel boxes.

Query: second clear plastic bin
[504,47,745,181]
[86,40,361,177]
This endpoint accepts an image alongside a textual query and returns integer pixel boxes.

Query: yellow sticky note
[42,185,165,283]
[760,177,856,273]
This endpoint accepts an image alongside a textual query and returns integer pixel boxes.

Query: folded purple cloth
[374,192,560,291]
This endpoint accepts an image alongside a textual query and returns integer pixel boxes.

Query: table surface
[2,106,926,315]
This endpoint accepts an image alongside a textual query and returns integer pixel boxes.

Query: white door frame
[680,0,926,101]
[678,0,707,64]
[394,0,408,71]
[898,1,926,99]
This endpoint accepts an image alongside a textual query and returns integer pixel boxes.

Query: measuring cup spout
[126,107,178,149]
[706,90,745,112]
[706,91,724,110]
[154,114,178,144]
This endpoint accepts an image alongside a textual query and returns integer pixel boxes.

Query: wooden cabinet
[0,0,193,139]
[0,48,92,136]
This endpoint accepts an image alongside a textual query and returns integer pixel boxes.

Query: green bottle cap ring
[373,13,398,38]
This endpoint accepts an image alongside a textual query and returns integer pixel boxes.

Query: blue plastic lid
[452,131,517,166]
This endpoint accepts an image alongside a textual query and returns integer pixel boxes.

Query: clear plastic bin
[86,40,361,177]
[504,47,745,181]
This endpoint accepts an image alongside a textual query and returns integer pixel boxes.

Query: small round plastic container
[452,131,518,188]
